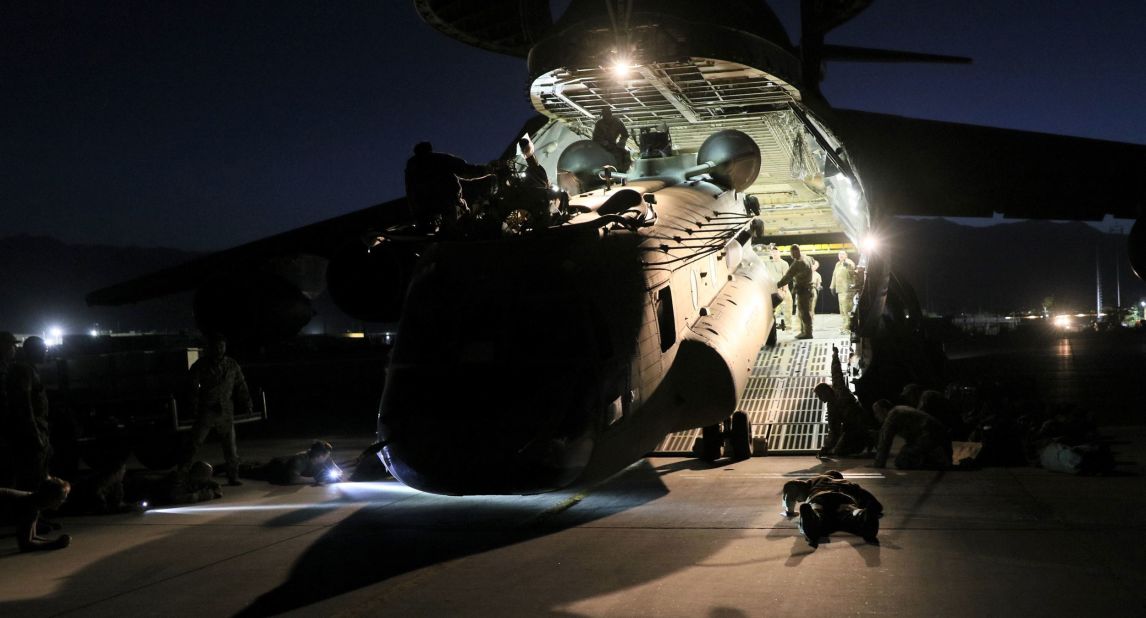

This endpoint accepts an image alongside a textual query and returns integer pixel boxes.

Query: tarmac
[2,432,1144,617]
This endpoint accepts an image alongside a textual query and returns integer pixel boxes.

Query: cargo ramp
[654,313,851,455]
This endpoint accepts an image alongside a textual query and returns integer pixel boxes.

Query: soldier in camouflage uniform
[782,471,882,547]
[186,334,251,485]
[0,331,17,485]
[872,399,953,469]
[5,336,52,491]
[0,477,72,552]
[814,345,878,457]
[776,245,817,339]
[830,250,856,331]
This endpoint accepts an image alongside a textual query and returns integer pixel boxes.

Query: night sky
[2,1,1144,251]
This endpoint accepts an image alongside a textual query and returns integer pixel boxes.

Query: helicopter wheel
[728,411,752,461]
[700,424,723,462]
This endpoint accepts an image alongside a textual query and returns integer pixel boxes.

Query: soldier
[830,250,856,331]
[404,141,492,236]
[126,461,222,507]
[0,331,17,485]
[5,336,52,491]
[811,260,823,313]
[781,471,882,547]
[0,477,71,552]
[239,440,343,485]
[592,108,631,171]
[516,136,569,226]
[776,244,817,339]
[814,345,878,457]
[186,333,250,486]
[765,246,791,331]
[749,217,766,244]
[872,399,953,469]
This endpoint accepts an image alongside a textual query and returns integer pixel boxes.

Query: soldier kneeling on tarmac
[0,477,72,552]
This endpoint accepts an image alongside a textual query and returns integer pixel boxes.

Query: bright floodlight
[1053,315,1071,328]
[862,234,880,254]
[611,57,631,79]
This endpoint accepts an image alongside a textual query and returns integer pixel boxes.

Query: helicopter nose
[378,364,596,495]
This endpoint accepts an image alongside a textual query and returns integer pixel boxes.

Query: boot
[798,503,821,548]
[858,508,880,544]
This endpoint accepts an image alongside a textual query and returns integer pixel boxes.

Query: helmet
[189,461,214,484]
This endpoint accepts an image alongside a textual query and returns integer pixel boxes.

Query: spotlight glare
[611,58,631,79]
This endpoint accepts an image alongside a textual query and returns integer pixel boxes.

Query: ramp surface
[655,313,851,454]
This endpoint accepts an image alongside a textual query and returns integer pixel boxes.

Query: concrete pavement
[2,432,1143,616]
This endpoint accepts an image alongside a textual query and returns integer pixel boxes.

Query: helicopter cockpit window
[638,122,673,159]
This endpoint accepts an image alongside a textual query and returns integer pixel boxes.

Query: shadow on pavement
[237,460,680,615]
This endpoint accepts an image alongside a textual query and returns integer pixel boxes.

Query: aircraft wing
[831,109,1146,221]
[85,198,409,306]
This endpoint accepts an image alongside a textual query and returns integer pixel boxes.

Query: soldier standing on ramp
[830,250,856,332]
[776,244,817,339]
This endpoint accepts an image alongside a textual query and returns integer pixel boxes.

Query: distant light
[611,57,632,79]
[89,329,98,337]
[1054,315,1071,328]
[46,326,64,347]
[140,500,149,509]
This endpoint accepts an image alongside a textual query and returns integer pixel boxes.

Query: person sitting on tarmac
[125,461,223,508]
[781,471,882,548]
[0,477,72,552]
[239,440,343,485]
[872,399,954,469]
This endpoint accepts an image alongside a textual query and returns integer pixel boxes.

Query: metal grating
[654,314,851,455]
[529,57,840,237]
